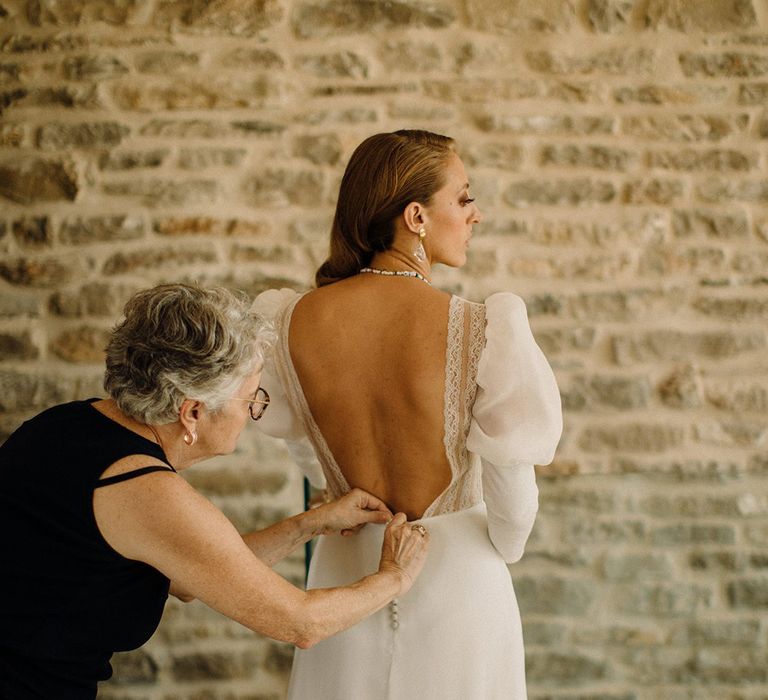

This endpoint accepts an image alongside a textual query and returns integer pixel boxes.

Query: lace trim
[423,298,486,517]
[273,294,350,501]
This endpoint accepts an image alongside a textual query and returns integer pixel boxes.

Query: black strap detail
[95,465,176,488]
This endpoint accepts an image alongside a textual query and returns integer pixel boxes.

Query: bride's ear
[403,202,425,233]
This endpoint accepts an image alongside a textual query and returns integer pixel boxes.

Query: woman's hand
[377,513,429,596]
[314,487,393,536]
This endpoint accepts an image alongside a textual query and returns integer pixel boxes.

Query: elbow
[487,511,538,564]
[285,602,326,649]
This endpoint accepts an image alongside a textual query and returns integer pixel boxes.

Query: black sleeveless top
[0,400,177,699]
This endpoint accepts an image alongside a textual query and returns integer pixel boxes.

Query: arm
[94,471,426,648]
[481,458,539,563]
[241,488,393,567]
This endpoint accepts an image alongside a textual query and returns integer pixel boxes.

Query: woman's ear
[178,398,203,435]
[403,201,425,233]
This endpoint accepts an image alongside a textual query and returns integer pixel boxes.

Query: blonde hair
[104,283,273,424]
[316,129,455,287]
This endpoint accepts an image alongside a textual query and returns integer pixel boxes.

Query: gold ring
[411,524,427,536]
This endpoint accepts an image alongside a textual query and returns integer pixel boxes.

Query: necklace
[359,267,431,286]
[147,424,163,449]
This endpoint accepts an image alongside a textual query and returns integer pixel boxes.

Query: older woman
[0,283,428,700]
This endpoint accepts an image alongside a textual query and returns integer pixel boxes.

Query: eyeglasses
[231,387,270,421]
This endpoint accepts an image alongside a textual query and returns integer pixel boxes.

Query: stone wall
[1,0,767,698]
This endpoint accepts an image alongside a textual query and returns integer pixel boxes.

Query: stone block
[107,649,159,685]
[658,364,704,408]
[102,179,218,207]
[102,246,218,275]
[613,83,729,105]
[12,216,51,248]
[59,215,144,245]
[244,169,324,208]
[264,642,294,675]
[649,148,756,172]
[697,177,768,204]
[170,650,258,681]
[0,157,77,203]
[738,81,768,104]
[694,418,768,448]
[515,575,594,615]
[152,0,283,36]
[110,75,279,111]
[99,150,169,171]
[539,486,616,514]
[617,582,714,615]
[0,256,76,287]
[651,524,736,546]
[0,291,39,318]
[586,0,635,33]
[611,329,765,365]
[230,245,295,264]
[292,134,342,166]
[0,331,39,360]
[602,552,673,582]
[215,47,284,70]
[705,380,768,413]
[0,123,26,147]
[134,50,199,74]
[689,551,745,572]
[0,369,81,412]
[622,114,748,142]
[622,178,684,205]
[563,519,646,544]
[526,651,607,684]
[294,51,369,78]
[521,621,567,645]
[561,374,651,411]
[466,0,575,34]
[672,209,749,239]
[680,51,768,77]
[533,327,597,356]
[476,114,615,136]
[379,40,442,72]
[37,121,129,150]
[612,457,749,483]
[579,423,684,453]
[49,282,139,318]
[726,576,768,610]
[668,619,761,646]
[177,148,247,169]
[153,217,269,237]
[49,326,110,363]
[424,77,539,103]
[526,47,654,75]
[692,296,768,320]
[541,144,637,170]
[644,0,758,32]
[570,288,675,322]
[503,178,616,207]
[62,55,129,80]
[291,0,455,39]
[184,466,287,497]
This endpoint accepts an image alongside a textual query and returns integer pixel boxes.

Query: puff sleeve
[251,289,326,489]
[466,293,563,563]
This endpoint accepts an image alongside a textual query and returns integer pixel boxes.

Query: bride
[254,130,562,699]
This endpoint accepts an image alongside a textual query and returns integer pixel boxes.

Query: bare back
[288,276,453,519]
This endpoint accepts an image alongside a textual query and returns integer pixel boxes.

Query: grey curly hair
[104,283,274,425]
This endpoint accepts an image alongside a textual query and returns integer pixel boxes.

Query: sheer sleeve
[252,289,326,489]
[466,293,562,562]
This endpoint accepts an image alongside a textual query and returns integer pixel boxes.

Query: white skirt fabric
[287,503,527,700]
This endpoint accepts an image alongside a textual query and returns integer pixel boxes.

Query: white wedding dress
[253,289,562,700]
